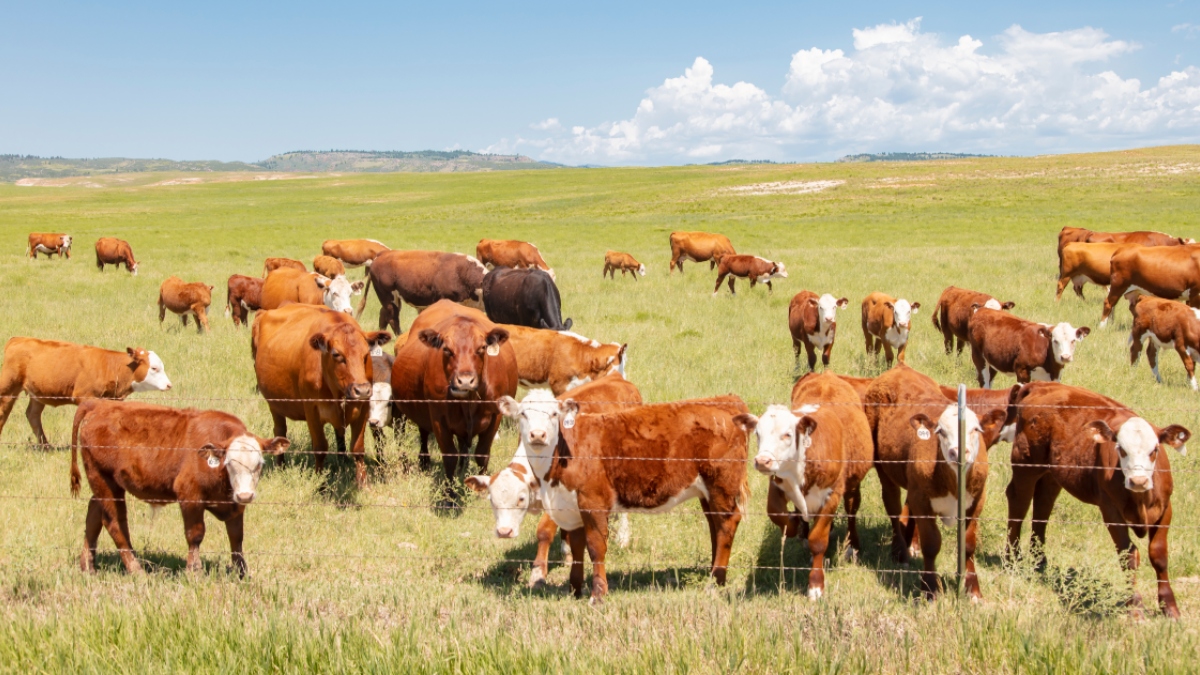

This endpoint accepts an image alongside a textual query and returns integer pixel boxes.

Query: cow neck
[543,421,576,486]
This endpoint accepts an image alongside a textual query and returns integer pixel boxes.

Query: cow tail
[224,285,232,319]
[69,417,83,498]
[355,268,374,319]
[736,473,751,518]
[932,301,943,331]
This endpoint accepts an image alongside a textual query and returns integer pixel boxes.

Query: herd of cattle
[4,227,1195,616]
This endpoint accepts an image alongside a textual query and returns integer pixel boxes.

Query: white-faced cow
[967,308,1089,387]
[712,255,788,295]
[28,233,72,259]
[861,292,920,367]
[932,286,1015,356]
[789,291,849,371]
[261,268,363,315]
[1129,295,1200,390]
[95,238,138,274]
[603,251,645,280]
[500,324,627,395]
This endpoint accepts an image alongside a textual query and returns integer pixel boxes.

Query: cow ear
[910,302,921,312]
[1037,326,1052,340]
[617,343,628,360]
[837,297,849,309]
[351,281,365,294]
[979,409,1008,447]
[486,328,509,346]
[1088,421,1122,481]
[884,302,894,310]
[732,413,758,433]
[970,303,983,313]
[1076,326,1091,339]
[560,399,580,417]
[807,297,818,306]
[366,331,392,347]
[313,275,330,289]
[1001,301,1016,310]
[418,329,443,349]
[1087,420,1117,444]
[464,475,491,494]
[497,396,520,418]
[1159,425,1190,455]
[261,436,290,456]
[309,334,329,353]
[796,415,818,437]
[200,443,226,465]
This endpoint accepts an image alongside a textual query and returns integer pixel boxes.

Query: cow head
[368,355,394,430]
[1088,418,1189,492]
[316,274,364,314]
[1042,322,1090,364]
[309,323,391,401]
[815,294,849,328]
[734,405,817,483]
[637,264,647,276]
[466,461,539,538]
[885,299,919,330]
[129,260,139,276]
[61,235,72,250]
[127,348,172,392]
[498,389,562,449]
[202,435,289,505]
[418,319,508,398]
[909,405,1006,466]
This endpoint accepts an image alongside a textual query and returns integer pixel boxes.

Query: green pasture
[1,147,1200,672]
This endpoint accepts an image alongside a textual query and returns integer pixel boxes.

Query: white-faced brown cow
[968,308,1089,387]
[861,292,920,367]
[501,324,627,395]
[312,255,346,279]
[27,233,72,259]
[159,277,214,334]
[1005,381,1189,617]
[1057,226,1192,269]
[94,238,138,275]
[864,365,1007,599]
[789,291,849,371]
[262,257,306,277]
[932,286,1015,356]
[476,239,555,281]
[0,337,172,446]
[735,372,873,600]
[712,255,787,295]
[70,399,288,577]
[1056,242,1131,301]
[322,239,390,272]
[225,274,264,327]
[668,231,735,274]
[602,250,645,280]
[252,303,391,486]
[1129,296,1200,390]
[261,267,363,314]
[1102,245,1200,327]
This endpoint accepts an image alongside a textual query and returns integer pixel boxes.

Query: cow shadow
[88,550,245,579]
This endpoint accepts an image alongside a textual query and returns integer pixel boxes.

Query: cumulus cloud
[487,19,1200,165]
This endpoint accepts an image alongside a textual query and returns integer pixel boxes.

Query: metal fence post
[957,383,967,597]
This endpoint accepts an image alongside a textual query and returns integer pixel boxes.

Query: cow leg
[699,498,719,567]
[181,503,207,573]
[530,513,557,588]
[225,511,248,578]
[81,497,104,572]
[180,313,189,328]
[955,336,966,357]
[431,422,460,479]
[708,491,741,587]
[1029,475,1062,571]
[843,482,863,556]
[473,416,501,473]
[193,306,209,333]
[911,500,942,598]
[1147,342,1162,384]
[728,276,736,295]
[806,505,837,600]
[765,482,799,537]
[1148,504,1178,617]
[962,493,986,600]
[417,427,431,471]
[712,273,727,296]
[1101,284,1127,327]
[96,480,141,574]
[579,500,610,603]
[270,412,287,441]
[334,426,347,453]
[883,341,895,368]
[0,367,23,437]
[1099,500,1144,615]
[1130,323,1146,367]
[1004,466,1039,560]
[1178,341,1197,390]
[348,410,369,487]
[566,527,587,597]
[879,473,909,564]
[305,412,329,472]
[158,299,167,325]
[1055,275,1070,301]
[900,503,920,559]
[24,399,49,447]
[896,342,907,364]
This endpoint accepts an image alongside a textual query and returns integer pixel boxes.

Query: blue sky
[3,1,1199,164]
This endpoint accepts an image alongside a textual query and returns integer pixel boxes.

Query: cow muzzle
[346,383,372,401]
[450,373,478,397]
[234,491,255,505]
[527,429,549,445]
[753,455,777,474]
[1127,475,1152,492]
[496,526,515,539]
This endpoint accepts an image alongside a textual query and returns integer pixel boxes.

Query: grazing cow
[70,400,288,576]
[501,324,626,395]
[322,239,390,271]
[252,304,391,485]
[668,231,735,274]
[603,250,645,280]
[735,372,873,599]
[225,274,264,327]
[713,255,788,295]
[27,233,72,259]
[932,286,1015,355]
[390,300,518,479]
[262,257,306,277]
[1056,242,1131,301]
[1129,296,1200,390]
[508,393,750,602]
[1102,245,1200,327]
[482,267,572,331]
[260,267,363,314]
[1058,227,1192,268]
[789,291,849,370]
[159,277,214,334]
[476,239,555,280]
[357,250,487,333]
[94,238,138,274]
[0,338,172,446]
[466,375,641,586]
[864,365,1007,598]
[367,351,397,444]
[861,292,920,367]
[312,255,346,279]
[967,308,1089,387]
[1005,381,1189,617]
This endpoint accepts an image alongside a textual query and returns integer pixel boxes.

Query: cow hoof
[807,587,823,601]
[588,596,605,607]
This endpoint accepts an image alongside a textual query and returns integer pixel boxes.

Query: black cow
[482,267,573,331]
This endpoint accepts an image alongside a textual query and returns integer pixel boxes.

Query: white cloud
[488,20,1200,165]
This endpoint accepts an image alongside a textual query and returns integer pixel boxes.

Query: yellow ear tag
[486,344,500,357]
[917,428,931,441]
[207,456,221,469]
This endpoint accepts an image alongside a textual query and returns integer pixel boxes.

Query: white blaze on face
[131,351,172,392]
[983,298,1001,311]
[224,435,267,505]
[1114,418,1161,491]
[1050,322,1084,364]
[892,299,914,329]
[934,405,983,466]
[321,275,357,314]
[368,382,392,428]
[477,464,537,538]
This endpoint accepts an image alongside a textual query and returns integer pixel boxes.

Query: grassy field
[2,146,1200,673]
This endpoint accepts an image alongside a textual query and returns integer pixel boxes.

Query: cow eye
[443,348,453,357]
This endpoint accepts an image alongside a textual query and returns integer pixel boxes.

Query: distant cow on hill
[603,251,645,280]
[159,277,214,334]
[94,238,138,274]
[225,274,264,327]
[862,292,920,367]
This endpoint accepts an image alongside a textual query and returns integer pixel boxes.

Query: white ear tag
[917,428,931,441]
[486,344,500,357]
[369,344,383,357]
[562,414,575,429]
[207,456,221,469]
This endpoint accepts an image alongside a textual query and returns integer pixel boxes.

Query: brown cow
[357,250,487,333]
[391,300,518,478]
[712,255,788,295]
[789,291,849,371]
[736,373,873,599]
[476,239,555,280]
[27,233,72,259]
[861,292,920,367]
[158,277,214,334]
[668,231,735,274]
[1005,381,1189,617]
[225,274,264,327]
[313,255,346,279]
[602,250,645,280]
[501,324,627,395]
[863,365,1006,598]
[501,393,750,602]
[261,267,363,314]
[252,304,391,485]
[262,257,306,277]
[94,238,138,274]
[322,239,390,271]
[1102,245,1200,327]
[967,308,1089,387]
[70,399,288,576]
[0,338,172,446]
[1057,226,1191,269]
[932,286,1015,355]
[1129,296,1200,390]
[1056,242,1131,301]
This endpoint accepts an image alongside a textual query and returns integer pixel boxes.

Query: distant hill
[837,152,994,163]
[0,155,260,182]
